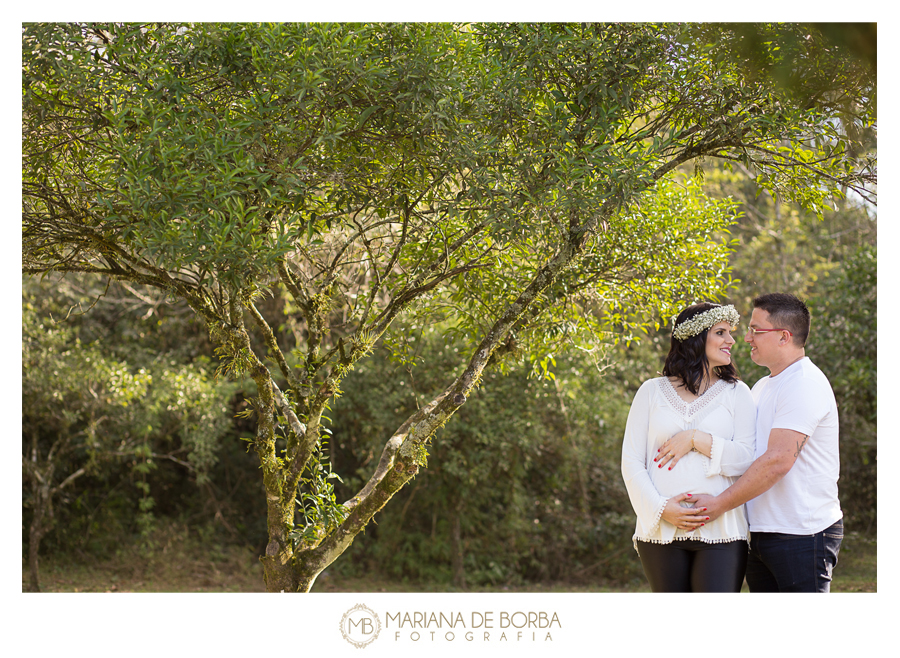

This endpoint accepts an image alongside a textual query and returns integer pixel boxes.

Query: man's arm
[693,428,809,521]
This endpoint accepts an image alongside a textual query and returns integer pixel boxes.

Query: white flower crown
[672,305,740,341]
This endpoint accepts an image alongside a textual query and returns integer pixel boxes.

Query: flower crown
[672,305,740,341]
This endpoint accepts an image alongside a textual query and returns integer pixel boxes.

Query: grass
[829,531,877,593]
[25,525,875,594]
[26,522,267,593]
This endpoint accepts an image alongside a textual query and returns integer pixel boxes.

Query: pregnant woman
[621,302,756,592]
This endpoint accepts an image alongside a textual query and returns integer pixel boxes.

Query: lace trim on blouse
[658,377,729,421]
[650,497,668,534]
[634,534,748,549]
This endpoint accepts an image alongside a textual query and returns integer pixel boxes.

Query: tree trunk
[260,550,302,592]
[252,207,613,592]
[26,490,47,592]
[450,506,466,589]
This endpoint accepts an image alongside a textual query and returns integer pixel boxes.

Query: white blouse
[621,377,756,549]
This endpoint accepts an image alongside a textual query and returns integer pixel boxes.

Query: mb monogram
[340,604,382,648]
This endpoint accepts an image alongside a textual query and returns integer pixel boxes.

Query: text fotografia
[387,611,561,642]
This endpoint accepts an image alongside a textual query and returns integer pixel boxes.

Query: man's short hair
[752,293,811,347]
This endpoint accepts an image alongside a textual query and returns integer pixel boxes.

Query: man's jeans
[746,519,843,592]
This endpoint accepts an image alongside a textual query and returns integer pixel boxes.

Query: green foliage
[806,245,877,530]
[327,333,647,586]
[23,283,234,563]
[22,299,153,472]
[23,22,487,290]
[676,24,875,211]
[289,438,348,549]
[23,23,872,360]
[395,176,740,375]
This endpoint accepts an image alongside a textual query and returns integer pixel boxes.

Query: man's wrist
[710,492,731,515]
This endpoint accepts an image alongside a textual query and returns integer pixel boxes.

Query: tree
[23,22,875,591]
[22,290,231,591]
[22,303,133,592]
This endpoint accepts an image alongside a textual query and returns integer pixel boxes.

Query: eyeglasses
[746,326,793,337]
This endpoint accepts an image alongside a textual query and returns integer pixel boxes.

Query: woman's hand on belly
[660,493,708,531]
[655,429,698,470]
[650,451,711,497]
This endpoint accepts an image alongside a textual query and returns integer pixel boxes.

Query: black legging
[636,539,748,593]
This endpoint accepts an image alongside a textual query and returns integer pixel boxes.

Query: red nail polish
[686,494,692,497]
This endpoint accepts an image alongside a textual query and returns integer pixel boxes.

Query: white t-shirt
[746,357,842,534]
[621,377,756,548]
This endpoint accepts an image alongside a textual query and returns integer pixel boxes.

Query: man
[692,293,842,592]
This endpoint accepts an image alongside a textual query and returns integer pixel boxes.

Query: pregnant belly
[650,451,716,498]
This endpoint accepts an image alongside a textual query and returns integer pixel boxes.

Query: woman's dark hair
[663,302,740,394]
